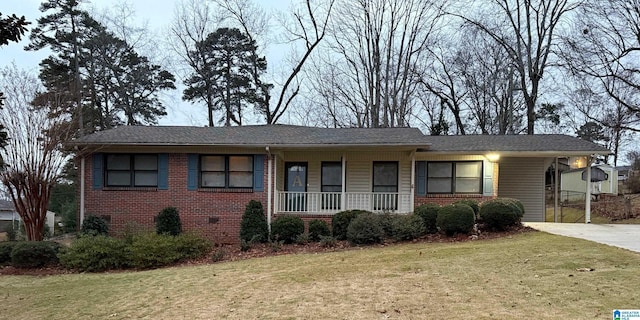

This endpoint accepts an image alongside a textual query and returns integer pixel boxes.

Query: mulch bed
[0,226,534,276]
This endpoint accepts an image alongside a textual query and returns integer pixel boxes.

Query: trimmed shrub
[10,241,60,268]
[271,215,305,244]
[414,203,440,233]
[81,215,109,236]
[128,233,183,269]
[239,200,269,243]
[346,212,384,245]
[479,198,523,231]
[391,214,426,241]
[156,207,182,236]
[173,233,212,260]
[453,199,479,217]
[0,241,18,264]
[332,210,369,240]
[59,235,130,272]
[308,219,331,241]
[501,198,525,218]
[436,204,475,236]
[376,212,397,238]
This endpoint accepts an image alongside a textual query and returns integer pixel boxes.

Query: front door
[285,162,307,211]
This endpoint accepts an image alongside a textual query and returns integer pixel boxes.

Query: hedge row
[238,197,524,248]
[58,232,211,272]
[0,241,62,268]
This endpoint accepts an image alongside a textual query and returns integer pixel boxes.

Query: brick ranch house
[70,125,610,244]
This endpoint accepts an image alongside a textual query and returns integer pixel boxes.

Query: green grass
[1,232,639,319]
[546,206,611,223]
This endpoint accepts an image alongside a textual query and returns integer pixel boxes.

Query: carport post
[585,156,593,223]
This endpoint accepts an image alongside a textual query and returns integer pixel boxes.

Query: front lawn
[1,231,638,319]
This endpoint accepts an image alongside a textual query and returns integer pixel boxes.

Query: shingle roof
[71,124,429,147]
[71,125,610,154]
[424,134,610,154]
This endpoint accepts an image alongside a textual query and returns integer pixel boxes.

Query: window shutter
[416,161,426,196]
[92,153,103,189]
[158,153,169,190]
[253,155,265,192]
[187,154,198,191]
[483,160,494,196]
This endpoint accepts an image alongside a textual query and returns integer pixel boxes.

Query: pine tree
[183,27,268,126]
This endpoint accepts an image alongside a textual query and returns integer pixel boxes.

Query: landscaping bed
[0,225,533,276]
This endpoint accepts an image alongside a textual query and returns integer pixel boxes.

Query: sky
[1,0,293,126]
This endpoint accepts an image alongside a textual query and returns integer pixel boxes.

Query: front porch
[275,191,413,214]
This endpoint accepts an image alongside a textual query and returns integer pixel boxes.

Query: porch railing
[276,191,412,214]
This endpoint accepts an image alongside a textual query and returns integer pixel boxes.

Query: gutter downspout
[585,156,594,224]
[266,146,272,232]
[80,157,85,227]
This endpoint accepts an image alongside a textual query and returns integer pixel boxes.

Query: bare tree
[458,28,526,134]
[267,0,334,124]
[566,82,638,165]
[421,45,468,134]
[0,65,70,241]
[168,0,226,125]
[559,0,640,132]
[454,0,578,134]
[313,0,445,128]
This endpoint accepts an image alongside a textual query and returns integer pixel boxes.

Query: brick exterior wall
[83,154,267,244]
[83,153,498,244]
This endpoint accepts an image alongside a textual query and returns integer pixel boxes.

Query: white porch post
[267,152,272,231]
[341,154,346,211]
[554,157,558,222]
[585,156,594,224]
[80,157,85,227]
[410,151,415,212]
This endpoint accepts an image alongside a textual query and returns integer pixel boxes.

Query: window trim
[426,160,483,194]
[104,153,159,188]
[199,155,254,189]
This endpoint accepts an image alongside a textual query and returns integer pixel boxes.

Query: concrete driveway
[525,222,640,253]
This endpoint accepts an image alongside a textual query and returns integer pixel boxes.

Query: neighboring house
[0,199,56,236]
[71,125,610,243]
[561,164,618,201]
[616,166,632,182]
[0,200,18,232]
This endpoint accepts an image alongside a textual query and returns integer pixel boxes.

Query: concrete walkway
[524,222,640,253]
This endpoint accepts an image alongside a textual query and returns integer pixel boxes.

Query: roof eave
[418,150,611,157]
[71,142,431,150]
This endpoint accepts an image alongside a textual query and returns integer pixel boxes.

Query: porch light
[485,153,500,162]
[572,156,587,168]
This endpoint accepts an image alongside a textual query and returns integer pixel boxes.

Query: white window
[200,155,253,188]
[427,161,482,194]
[105,154,158,187]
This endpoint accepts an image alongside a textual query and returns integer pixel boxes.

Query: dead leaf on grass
[576,268,594,272]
